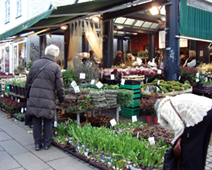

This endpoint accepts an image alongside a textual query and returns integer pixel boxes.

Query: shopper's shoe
[44,145,51,150]
[35,144,42,151]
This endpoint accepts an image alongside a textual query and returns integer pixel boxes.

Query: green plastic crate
[120,84,140,90]
[133,92,141,99]
[121,107,140,118]
[5,84,10,92]
[130,98,140,108]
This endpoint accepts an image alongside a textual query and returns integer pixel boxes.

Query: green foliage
[180,66,198,84]
[26,61,33,70]
[117,89,134,107]
[62,67,77,86]
[74,61,99,85]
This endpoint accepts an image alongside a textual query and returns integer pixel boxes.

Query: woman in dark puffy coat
[25,44,64,151]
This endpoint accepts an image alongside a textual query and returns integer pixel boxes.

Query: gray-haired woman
[155,94,212,170]
[25,44,65,151]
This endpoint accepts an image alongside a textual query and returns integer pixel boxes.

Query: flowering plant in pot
[140,97,157,123]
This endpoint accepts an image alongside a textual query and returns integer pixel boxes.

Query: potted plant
[140,97,157,123]
[179,66,198,85]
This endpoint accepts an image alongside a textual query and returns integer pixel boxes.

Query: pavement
[0,111,98,170]
[0,110,212,170]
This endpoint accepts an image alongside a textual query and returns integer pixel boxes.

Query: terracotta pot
[153,117,159,124]
[145,115,152,123]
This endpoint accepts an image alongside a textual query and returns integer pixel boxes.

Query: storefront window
[5,47,10,73]
[14,46,18,70]
[18,43,25,72]
[0,49,4,72]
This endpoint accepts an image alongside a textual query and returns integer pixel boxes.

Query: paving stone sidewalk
[0,111,212,170]
[0,111,98,170]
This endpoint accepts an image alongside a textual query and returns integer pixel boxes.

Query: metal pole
[165,0,180,81]
[103,19,114,68]
[148,34,155,61]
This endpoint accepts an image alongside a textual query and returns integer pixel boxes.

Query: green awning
[0,0,136,41]
[31,0,135,28]
[0,10,52,41]
[180,0,212,41]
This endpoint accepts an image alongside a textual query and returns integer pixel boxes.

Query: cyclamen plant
[140,97,157,116]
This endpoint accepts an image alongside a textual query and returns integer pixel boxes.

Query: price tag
[202,70,206,74]
[148,137,155,145]
[17,99,20,103]
[205,77,208,82]
[24,108,26,111]
[110,119,117,127]
[96,81,103,89]
[19,73,22,76]
[91,79,95,84]
[11,96,13,100]
[196,78,200,82]
[74,86,80,93]
[132,115,137,123]
[157,80,160,85]
[80,73,86,79]
[21,108,24,113]
[54,121,57,127]
[157,70,162,74]
[146,78,148,83]
[137,132,140,138]
[5,92,7,96]
[110,74,115,80]
[71,81,77,88]
[196,72,200,78]
[1,95,3,97]
[121,79,125,85]
[179,76,181,81]
[5,72,8,75]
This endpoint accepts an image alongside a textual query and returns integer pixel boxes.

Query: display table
[0,90,25,99]
[55,104,121,125]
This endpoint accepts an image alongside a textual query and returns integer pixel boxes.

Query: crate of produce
[120,80,141,90]
[121,107,140,118]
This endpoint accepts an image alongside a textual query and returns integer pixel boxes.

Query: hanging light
[61,25,68,30]
[91,16,100,22]
[149,6,160,15]
[46,34,51,38]
[117,25,124,29]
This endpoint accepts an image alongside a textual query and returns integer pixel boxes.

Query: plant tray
[121,107,140,118]
[120,84,140,90]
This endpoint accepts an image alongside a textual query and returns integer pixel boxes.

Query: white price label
[54,121,57,128]
[110,119,117,127]
[74,86,80,93]
[80,73,86,79]
[96,81,103,89]
[17,99,20,103]
[132,115,137,123]
[146,78,148,83]
[21,108,24,113]
[11,96,13,100]
[5,93,7,96]
[179,76,181,80]
[137,132,140,138]
[157,80,160,85]
[5,72,8,75]
[121,79,125,85]
[196,78,200,82]
[1,95,3,97]
[19,73,22,76]
[91,79,95,84]
[205,77,208,82]
[148,137,155,145]
[196,72,200,78]
[202,70,206,74]
[25,108,26,111]
[157,70,162,74]
[110,74,115,80]
[71,81,77,88]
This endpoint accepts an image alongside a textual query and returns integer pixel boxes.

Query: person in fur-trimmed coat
[155,94,212,170]
[25,44,64,151]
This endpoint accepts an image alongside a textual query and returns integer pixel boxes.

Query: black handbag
[25,61,52,98]
[164,147,177,170]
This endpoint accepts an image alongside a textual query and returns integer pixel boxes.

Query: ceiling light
[46,34,51,38]
[61,25,68,30]
[92,16,100,22]
[149,6,160,15]
[133,33,138,35]
[117,25,124,29]
[161,17,166,21]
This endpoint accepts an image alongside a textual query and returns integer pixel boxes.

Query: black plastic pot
[196,83,203,90]
[9,85,13,92]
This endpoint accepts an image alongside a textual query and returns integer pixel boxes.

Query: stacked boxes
[120,80,141,118]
